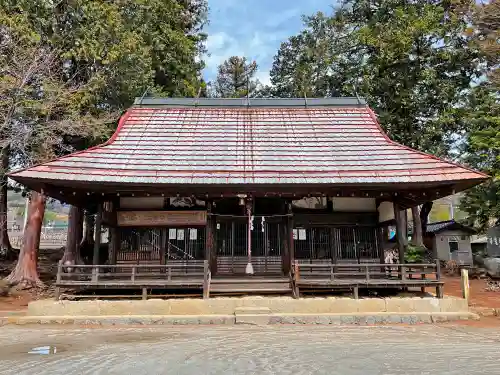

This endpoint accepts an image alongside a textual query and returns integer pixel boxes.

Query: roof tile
[10,104,487,186]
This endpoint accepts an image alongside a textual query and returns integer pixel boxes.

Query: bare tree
[0,17,115,288]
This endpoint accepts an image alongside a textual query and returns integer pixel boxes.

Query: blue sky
[203,0,337,86]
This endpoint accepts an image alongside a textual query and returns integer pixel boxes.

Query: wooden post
[131,266,136,282]
[421,272,426,294]
[377,226,385,275]
[160,228,166,267]
[435,258,443,298]
[56,262,62,283]
[91,203,103,283]
[203,259,210,299]
[353,286,359,299]
[109,226,119,266]
[287,202,294,276]
[55,262,62,300]
[461,268,470,304]
[436,285,444,299]
[206,201,217,275]
[293,260,300,298]
[93,266,99,283]
[393,202,406,279]
[142,288,147,300]
[92,203,103,266]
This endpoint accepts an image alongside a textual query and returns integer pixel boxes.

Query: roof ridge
[133,97,368,108]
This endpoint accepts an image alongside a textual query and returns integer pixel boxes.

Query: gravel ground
[0,325,499,375]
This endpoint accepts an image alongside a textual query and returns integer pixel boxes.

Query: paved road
[0,325,499,375]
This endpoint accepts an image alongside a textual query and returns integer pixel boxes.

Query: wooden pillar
[287,201,294,275]
[92,203,103,265]
[109,226,119,265]
[393,201,406,279]
[206,201,216,275]
[160,228,166,265]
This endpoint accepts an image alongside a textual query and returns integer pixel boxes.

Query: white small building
[425,220,476,265]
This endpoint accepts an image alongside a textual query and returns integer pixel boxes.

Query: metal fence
[215,218,284,274]
[117,227,206,265]
[11,227,68,249]
[294,226,381,262]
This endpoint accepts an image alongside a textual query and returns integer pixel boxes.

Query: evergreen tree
[213,56,259,98]
[270,0,482,244]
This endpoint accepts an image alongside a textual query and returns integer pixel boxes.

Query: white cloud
[264,8,300,28]
[204,31,277,83]
[203,1,334,84]
[255,71,271,86]
[206,31,232,51]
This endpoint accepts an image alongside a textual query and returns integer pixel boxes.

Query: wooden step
[211,277,289,285]
[209,278,292,293]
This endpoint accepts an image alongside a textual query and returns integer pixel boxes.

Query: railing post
[168,267,172,281]
[203,260,210,299]
[56,262,62,283]
[401,263,407,281]
[435,259,443,298]
[330,263,334,281]
[365,264,370,281]
[92,266,99,283]
[421,270,426,294]
[461,268,470,304]
[293,260,300,298]
[294,260,300,282]
[131,266,136,282]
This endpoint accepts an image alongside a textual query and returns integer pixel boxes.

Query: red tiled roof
[9,98,487,187]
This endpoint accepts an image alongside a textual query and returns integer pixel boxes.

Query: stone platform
[27,296,469,316]
[0,296,476,326]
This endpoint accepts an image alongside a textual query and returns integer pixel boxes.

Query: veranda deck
[55,260,443,300]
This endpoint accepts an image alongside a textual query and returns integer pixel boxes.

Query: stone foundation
[27,296,468,317]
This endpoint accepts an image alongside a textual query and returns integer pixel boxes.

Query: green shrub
[405,245,427,263]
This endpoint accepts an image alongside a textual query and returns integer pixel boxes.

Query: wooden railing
[56,260,211,299]
[292,260,443,298]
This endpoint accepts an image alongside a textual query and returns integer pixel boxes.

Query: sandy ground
[443,276,500,309]
[0,325,499,375]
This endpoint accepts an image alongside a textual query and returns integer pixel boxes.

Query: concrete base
[27,296,469,317]
[0,312,479,326]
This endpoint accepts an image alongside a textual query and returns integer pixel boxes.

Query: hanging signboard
[117,211,207,227]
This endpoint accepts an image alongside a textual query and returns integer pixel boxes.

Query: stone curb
[471,307,500,317]
[0,312,479,326]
